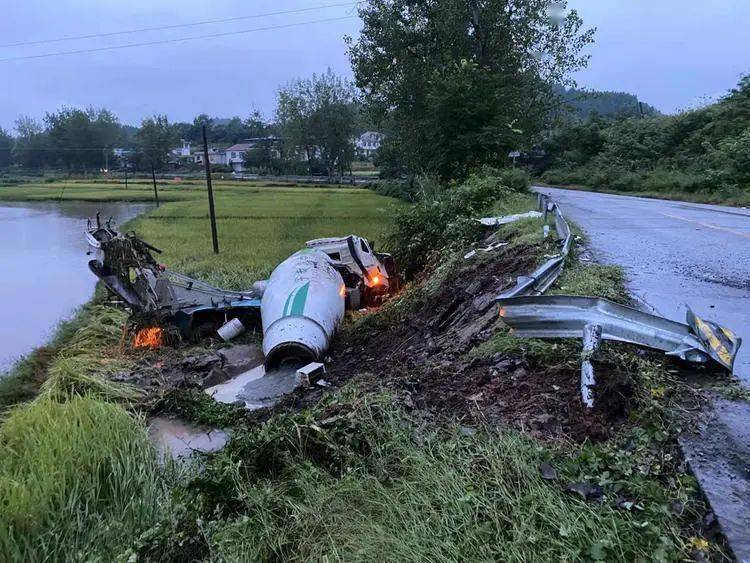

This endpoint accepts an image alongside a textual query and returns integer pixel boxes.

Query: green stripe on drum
[289,282,310,316]
[282,287,296,317]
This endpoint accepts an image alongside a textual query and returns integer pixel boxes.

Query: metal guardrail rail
[496,295,718,365]
[498,193,572,298]
[493,193,742,409]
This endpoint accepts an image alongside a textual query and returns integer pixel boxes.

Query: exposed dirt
[112,343,264,396]
[262,242,635,442]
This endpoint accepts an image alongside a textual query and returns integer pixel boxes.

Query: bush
[368,179,417,201]
[385,171,527,276]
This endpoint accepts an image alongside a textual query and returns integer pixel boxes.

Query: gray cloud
[1,0,748,131]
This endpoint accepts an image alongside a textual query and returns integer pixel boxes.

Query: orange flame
[133,327,164,349]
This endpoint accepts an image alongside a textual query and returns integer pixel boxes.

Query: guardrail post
[581,323,602,408]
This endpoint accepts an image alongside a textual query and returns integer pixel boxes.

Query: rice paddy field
[0,179,401,288]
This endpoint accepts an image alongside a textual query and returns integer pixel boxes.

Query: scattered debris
[566,481,604,502]
[539,461,557,480]
[217,318,245,341]
[464,241,509,259]
[295,362,326,387]
[477,210,542,226]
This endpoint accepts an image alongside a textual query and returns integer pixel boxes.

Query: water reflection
[0,201,152,372]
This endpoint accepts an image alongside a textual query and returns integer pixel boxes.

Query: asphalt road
[534,186,750,384]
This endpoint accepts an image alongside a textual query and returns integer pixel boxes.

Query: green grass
[132,391,688,562]
[132,184,399,288]
[0,396,174,562]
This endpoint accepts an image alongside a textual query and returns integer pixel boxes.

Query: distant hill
[554,86,660,119]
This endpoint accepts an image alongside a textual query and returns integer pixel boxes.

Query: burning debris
[133,327,164,350]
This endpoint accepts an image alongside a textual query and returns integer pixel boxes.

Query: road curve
[534,186,750,384]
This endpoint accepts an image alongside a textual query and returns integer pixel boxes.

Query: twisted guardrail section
[498,192,572,298]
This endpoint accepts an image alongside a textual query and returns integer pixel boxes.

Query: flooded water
[0,201,152,373]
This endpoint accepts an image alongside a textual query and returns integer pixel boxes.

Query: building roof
[226,143,255,152]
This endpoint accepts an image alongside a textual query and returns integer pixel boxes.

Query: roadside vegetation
[0,168,726,561]
[540,75,750,206]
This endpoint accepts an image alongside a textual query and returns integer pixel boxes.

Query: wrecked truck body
[261,249,346,368]
[87,226,398,365]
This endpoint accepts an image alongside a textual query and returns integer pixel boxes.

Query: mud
[259,243,633,442]
[111,343,264,393]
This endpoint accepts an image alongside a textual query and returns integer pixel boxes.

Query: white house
[355,131,383,160]
[225,137,282,172]
[194,148,228,166]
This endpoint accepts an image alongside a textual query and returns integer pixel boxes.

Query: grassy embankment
[0,175,724,561]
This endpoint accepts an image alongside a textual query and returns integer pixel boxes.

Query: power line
[0,15,358,63]
[0,2,360,49]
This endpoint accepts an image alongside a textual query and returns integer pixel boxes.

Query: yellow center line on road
[658,212,750,239]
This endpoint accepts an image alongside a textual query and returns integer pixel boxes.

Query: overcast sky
[1,0,748,131]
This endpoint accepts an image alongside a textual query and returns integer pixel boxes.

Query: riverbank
[0,174,731,560]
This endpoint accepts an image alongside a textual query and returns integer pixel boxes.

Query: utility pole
[124,156,128,190]
[151,163,160,207]
[201,124,219,254]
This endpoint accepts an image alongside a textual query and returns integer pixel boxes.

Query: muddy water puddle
[151,364,300,460]
[148,416,229,460]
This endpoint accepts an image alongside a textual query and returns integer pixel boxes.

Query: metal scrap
[496,295,742,372]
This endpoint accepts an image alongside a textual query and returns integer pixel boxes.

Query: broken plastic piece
[477,210,542,227]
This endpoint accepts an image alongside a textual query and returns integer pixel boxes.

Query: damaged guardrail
[498,193,572,298]
[496,295,742,406]
[493,192,741,407]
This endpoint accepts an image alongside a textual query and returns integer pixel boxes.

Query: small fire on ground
[133,327,164,349]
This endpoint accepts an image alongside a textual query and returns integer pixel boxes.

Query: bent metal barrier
[495,192,742,407]
[498,193,571,298]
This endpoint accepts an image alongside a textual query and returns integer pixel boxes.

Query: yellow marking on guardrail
[693,315,734,367]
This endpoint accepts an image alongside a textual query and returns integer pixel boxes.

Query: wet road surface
[535,187,750,384]
[535,186,750,560]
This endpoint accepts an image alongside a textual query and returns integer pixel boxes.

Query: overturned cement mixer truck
[87,226,399,367]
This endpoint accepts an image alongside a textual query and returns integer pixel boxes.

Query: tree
[13,116,49,170]
[44,107,120,172]
[0,128,12,169]
[135,115,176,171]
[276,70,357,178]
[348,0,594,180]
